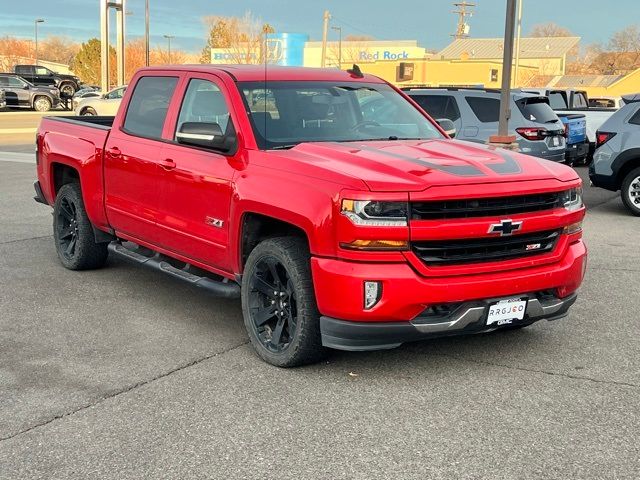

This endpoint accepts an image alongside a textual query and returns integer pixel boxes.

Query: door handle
[107,147,122,158]
[159,158,176,170]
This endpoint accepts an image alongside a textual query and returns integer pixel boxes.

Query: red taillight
[596,131,616,148]
[563,123,569,138]
[516,127,546,141]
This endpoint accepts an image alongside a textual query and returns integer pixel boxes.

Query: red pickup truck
[34,65,587,367]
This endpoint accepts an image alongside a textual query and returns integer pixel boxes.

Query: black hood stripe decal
[338,143,522,178]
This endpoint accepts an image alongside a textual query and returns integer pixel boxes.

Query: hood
[272,139,579,192]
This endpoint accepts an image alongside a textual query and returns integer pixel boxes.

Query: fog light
[364,281,382,310]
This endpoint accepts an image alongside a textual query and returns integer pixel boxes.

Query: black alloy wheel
[55,195,80,260]
[248,256,298,353]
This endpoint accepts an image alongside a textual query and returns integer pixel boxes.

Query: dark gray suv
[590,94,640,216]
[0,73,61,112]
[403,87,566,162]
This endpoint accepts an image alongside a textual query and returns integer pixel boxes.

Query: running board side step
[108,242,240,299]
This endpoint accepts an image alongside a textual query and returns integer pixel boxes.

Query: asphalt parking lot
[0,135,639,478]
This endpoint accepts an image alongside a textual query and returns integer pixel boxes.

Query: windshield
[239,81,443,149]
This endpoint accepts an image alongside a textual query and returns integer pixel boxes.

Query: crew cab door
[155,74,239,272]
[104,74,180,244]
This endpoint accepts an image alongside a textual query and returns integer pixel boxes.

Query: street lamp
[34,18,45,65]
[331,26,342,68]
[163,35,175,64]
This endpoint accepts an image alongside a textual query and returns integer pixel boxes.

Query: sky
[2,0,639,54]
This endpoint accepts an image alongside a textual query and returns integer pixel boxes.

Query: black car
[13,64,81,98]
[0,73,61,112]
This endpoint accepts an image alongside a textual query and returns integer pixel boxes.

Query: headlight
[341,200,408,226]
[559,187,583,211]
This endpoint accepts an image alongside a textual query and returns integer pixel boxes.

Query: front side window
[239,81,442,149]
[123,76,178,139]
[6,76,27,88]
[465,96,500,123]
[176,79,231,135]
[573,93,588,108]
[35,67,50,76]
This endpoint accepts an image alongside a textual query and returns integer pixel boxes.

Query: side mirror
[176,122,226,150]
[436,118,456,138]
[23,84,30,90]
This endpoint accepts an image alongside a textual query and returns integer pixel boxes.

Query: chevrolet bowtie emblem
[488,219,522,236]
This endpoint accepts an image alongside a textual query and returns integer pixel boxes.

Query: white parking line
[0,151,35,164]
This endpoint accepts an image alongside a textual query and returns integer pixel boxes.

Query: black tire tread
[53,183,109,270]
[241,236,326,367]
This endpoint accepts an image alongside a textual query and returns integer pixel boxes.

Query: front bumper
[321,292,577,351]
[311,240,586,350]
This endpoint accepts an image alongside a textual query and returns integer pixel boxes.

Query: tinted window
[411,94,461,122]
[176,79,231,135]
[14,66,30,74]
[465,96,500,123]
[0,76,27,88]
[123,76,178,139]
[517,98,558,123]
[573,92,588,108]
[629,108,640,126]
[548,92,568,109]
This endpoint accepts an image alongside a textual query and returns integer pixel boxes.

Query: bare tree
[39,36,80,65]
[0,36,33,71]
[529,23,573,38]
[200,12,274,64]
[327,35,373,68]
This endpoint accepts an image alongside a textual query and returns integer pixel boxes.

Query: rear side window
[411,95,461,122]
[14,65,30,74]
[465,96,499,123]
[548,92,568,109]
[517,98,558,124]
[629,108,640,126]
[123,76,178,139]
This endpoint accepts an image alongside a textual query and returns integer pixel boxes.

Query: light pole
[34,18,45,65]
[513,0,523,87]
[164,35,175,64]
[331,26,342,68]
[145,0,150,66]
[489,0,517,147]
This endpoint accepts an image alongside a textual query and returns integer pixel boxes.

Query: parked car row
[0,73,62,112]
[402,86,629,167]
[74,85,127,116]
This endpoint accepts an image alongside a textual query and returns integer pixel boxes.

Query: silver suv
[590,94,640,216]
[404,87,566,162]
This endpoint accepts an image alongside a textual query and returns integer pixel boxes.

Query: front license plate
[486,299,527,326]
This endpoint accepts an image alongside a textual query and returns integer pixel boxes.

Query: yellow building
[362,58,538,88]
[437,36,580,76]
[529,68,640,98]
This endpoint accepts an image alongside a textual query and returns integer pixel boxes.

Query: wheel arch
[31,94,52,109]
[615,150,640,188]
[238,212,311,274]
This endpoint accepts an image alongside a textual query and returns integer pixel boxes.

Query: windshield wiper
[270,144,298,150]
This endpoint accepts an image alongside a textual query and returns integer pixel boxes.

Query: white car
[75,86,127,116]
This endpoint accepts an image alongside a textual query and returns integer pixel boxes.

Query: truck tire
[621,167,640,217]
[33,96,52,112]
[59,82,76,98]
[241,237,326,367]
[53,183,108,270]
